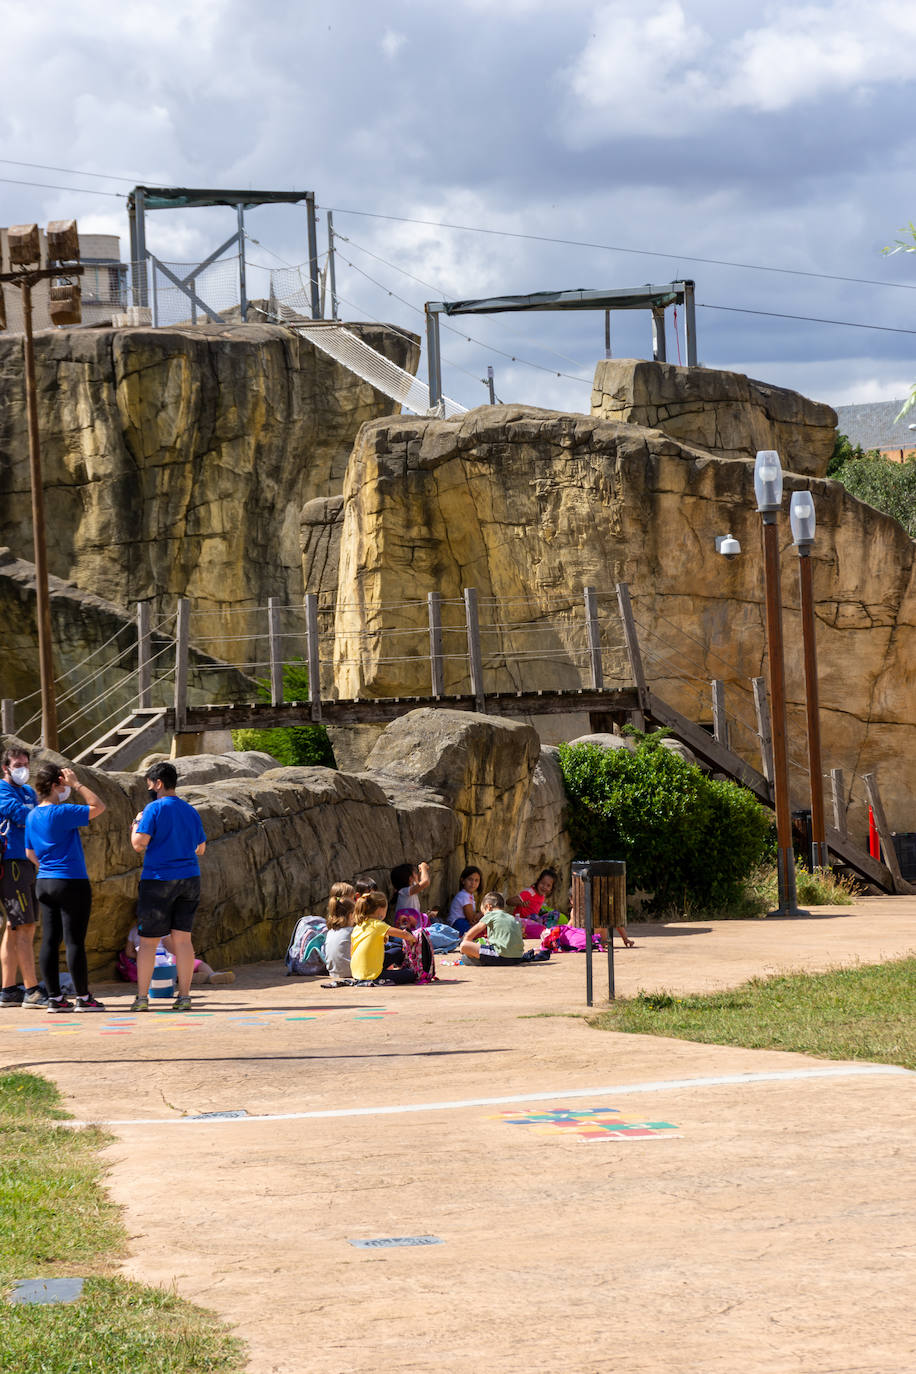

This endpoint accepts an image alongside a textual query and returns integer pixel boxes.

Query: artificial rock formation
[591,359,837,478]
[0,320,418,662]
[329,404,916,834]
[2,708,568,973]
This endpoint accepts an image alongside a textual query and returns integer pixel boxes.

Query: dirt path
[3,898,916,1373]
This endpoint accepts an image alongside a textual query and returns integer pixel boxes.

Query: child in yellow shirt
[350,891,417,985]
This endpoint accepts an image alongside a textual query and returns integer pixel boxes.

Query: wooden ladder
[74,708,169,773]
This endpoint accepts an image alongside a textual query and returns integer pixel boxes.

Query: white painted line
[62,1064,912,1128]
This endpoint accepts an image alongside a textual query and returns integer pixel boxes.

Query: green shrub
[557,732,771,912]
[231,659,336,768]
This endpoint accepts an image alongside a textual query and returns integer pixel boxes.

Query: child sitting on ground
[460,891,549,966]
[350,890,417,985]
[390,860,437,923]
[120,927,235,985]
[447,865,482,936]
[323,884,356,986]
[510,868,562,929]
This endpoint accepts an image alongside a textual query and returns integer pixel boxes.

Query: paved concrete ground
[2,897,915,1373]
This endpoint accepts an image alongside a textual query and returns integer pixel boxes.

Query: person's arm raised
[62,768,105,820]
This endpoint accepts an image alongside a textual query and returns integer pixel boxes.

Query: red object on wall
[868,805,880,860]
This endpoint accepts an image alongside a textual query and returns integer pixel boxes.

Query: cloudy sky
[2,0,915,415]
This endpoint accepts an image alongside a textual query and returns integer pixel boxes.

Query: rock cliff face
[591,359,837,478]
[2,709,568,973]
[329,404,916,833]
[0,320,418,662]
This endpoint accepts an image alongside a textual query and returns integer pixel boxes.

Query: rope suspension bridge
[1,584,905,897]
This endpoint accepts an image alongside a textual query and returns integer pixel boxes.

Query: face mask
[57,785,71,801]
[147,787,158,802]
[10,766,29,785]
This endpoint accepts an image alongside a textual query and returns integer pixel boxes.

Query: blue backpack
[286,916,328,975]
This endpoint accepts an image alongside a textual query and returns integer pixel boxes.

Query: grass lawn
[0,1071,244,1374]
[589,957,916,1070]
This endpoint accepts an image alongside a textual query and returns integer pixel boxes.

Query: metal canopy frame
[424,281,697,407]
[127,186,321,323]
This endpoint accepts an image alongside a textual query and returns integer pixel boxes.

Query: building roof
[835,399,914,451]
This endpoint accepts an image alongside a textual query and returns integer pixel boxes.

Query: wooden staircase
[74,708,169,773]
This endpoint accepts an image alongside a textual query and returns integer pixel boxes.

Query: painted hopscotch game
[493,1106,680,1141]
[2,1007,398,1036]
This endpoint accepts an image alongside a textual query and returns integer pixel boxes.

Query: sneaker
[47,995,74,1014]
[171,994,193,1013]
[0,986,25,1007]
[73,995,106,1013]
[129,995,149,1013]
[22,986,49,1008]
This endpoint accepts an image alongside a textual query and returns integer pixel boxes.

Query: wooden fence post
[752,676,774,787]
[174,598,190,733]
[137,602,151,709]
[305,593,322,722]
[584,586,603,691]
[268,597,283,706]
[464,587,485,714]
[1,699,14,734]
[830,768,847,840]
[428,591,444,697]
[863,773,914,893]
[711,679,729,748]
[615,582,648,729]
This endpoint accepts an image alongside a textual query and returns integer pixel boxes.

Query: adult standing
[0,746,44,1007]
[25,763,107,1013]
[129,761,206,1013]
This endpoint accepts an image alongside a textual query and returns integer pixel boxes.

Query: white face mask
[56,785,71,802]
[10,766,30,785]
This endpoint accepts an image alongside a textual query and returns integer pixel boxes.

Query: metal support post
[682,280,697,366]
[22,282,58,750]
[584,586,603,691]
[137,602,151,708]
[487,365,495,404]
[464,587,485,714]
[327,211,338,321]
[428,591,444,697]
[604,309,611,359]
[174,597,190,734]
[268,597,283,706]
[651,306,667,362]
[305,593,322,721]
[760,514,804,916]
[426,306,443,411]
[305,192,321,319]
[237,204,248,322]
[133,187,148,306]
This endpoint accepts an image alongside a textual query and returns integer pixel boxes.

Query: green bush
[557,733,771,912]
[231,659,336,768]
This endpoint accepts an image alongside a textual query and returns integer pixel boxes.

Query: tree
[828,452,916,539]
[883,222,916,420]
[231,659,336,768]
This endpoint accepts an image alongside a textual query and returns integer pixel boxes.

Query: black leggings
[36,878,92,998]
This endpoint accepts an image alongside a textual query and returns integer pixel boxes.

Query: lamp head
[790,490,816,549]
[754,449,783,513]
[715,534,741,560]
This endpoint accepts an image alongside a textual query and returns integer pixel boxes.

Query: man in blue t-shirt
[0,746,43,1007]
[129,761,206,1013]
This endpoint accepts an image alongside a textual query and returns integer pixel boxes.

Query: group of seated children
[317,859,632,988]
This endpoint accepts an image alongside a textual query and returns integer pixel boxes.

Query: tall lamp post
[754,450,806,917]
[0,221,83,751]
[790,490,828,869]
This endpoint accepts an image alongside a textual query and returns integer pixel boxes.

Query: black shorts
[136,876,201,939]
[1,859,38,929]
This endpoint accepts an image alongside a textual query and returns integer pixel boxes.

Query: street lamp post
[0,221,83,750]
[790,490,828,869]
[754,450,806,917]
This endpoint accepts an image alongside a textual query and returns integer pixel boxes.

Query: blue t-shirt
[0,780,38,860]
[25,804,90,879]
[137,794,206,880]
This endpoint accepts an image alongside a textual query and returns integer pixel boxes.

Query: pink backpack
[403,928,437,983]
[541,925,603,953]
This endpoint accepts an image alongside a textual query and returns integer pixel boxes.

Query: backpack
[286,916,329,975]
[0,819,8,879]
[403,928,437,984]
[541,925,603,953]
